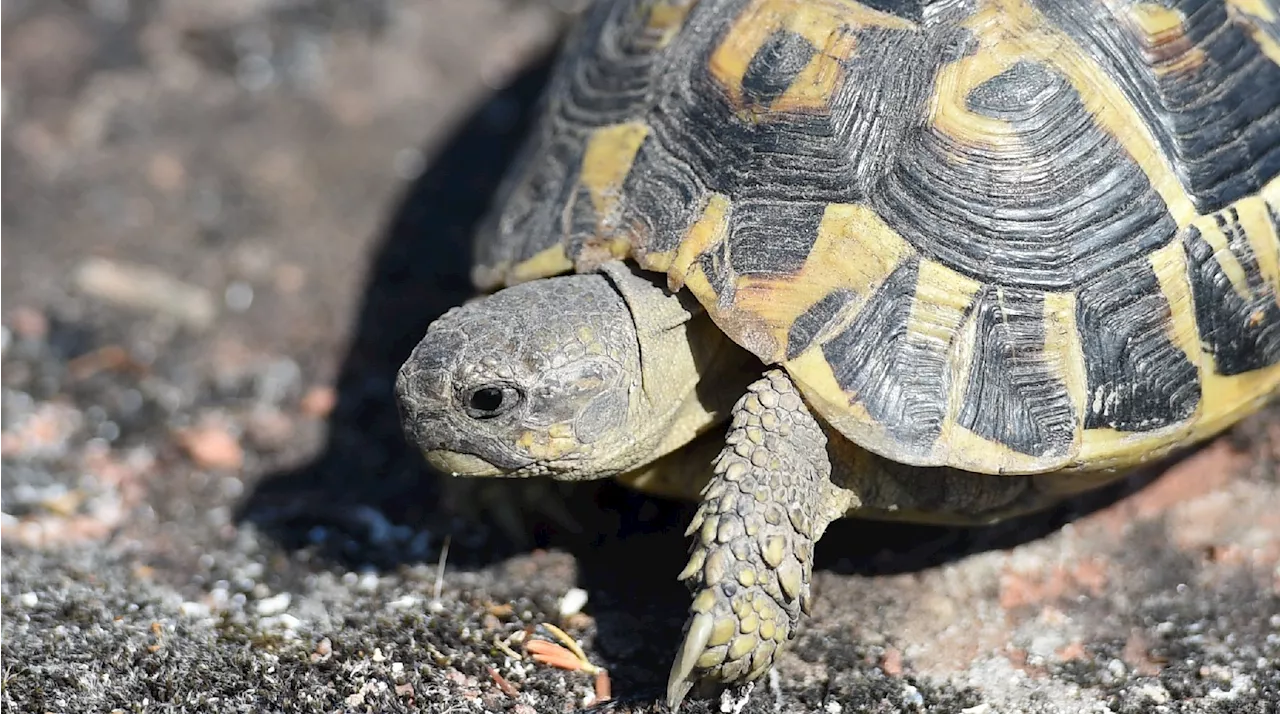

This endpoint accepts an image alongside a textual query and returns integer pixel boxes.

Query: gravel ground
[3,2,1279,713]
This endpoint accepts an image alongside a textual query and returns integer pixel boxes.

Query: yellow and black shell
[472,0,1280,475]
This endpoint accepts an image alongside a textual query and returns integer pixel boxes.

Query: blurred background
[3,2,1278,712]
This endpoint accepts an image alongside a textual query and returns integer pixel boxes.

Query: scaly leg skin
[666,370,857,710]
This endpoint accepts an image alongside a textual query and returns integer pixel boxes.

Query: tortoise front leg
[666,370,856,710]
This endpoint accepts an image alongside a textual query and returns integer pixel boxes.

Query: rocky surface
[3,2,1278,713]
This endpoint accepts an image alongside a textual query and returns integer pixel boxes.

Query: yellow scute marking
[666,193,732,292]
[1042,291,1087,424]
[1075,214,1280,470]
[1193,179,1280,437]
[1249,177,1280,298]
[707,204,912,362]
[572,236,633,273]
[712,203,912,365]
[1199,364,1280,434]
[1077,360,1280,471]
[1189,212,1256,303]
[943,425,1064,474]
[580,122,650,219]
[1076,423,1191,470]
[1226,0,1280,64]
[1076,238,1205,473]
[646,0,698,48]
[1127,3,1188,36]
[937,290,1091,473]
[954,0,1199,227]
[1123,3,1207,75]
[930,51,1018,145]
[770,29,856,114]
[908,260,982,347]
[709,0,912,114]
[785,347,883,447]
[1246,22,1280,67]
[905,260,980,464]
[1227,0,1278,22]
[1149,241,1202,371]
[939,284,980,458]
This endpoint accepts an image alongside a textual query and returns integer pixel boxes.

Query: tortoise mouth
[423,449,505,478]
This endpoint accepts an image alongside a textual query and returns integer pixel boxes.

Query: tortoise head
[396,261,753,481]
[396,269,642,479]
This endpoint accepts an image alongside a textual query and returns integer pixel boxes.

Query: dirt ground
[3,2,1279,713]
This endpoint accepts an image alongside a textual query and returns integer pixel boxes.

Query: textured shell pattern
[472,0,1280,475]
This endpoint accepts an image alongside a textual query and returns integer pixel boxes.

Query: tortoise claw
[666,611,714,711]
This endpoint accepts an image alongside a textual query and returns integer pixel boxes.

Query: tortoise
[396,0,1280,707]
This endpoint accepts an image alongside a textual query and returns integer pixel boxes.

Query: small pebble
[229,243,276,280]
[73,257,216,329]
[881,647,903,676]
[393,147,425,180]
[236,54,275,92]
[719,681,754,714]
[262,613,301,632]
[254,592,291,616]
[147,152,185,192]
[300,386,337,418]
[901,683,923,707]
[246,406,294,450]
[389,594,420,609]
[562,612,593,631]
[274,264,306,294]
[1138,683,1170,704]
[176,421,244,470]
[256,359,302,403]
[179,601,210,617]
[311,637,333,662]
[221,476,244,498]
[8,306,48,340]
[19,592,38,607]
[559,587,589,617]
[224,282,254,312]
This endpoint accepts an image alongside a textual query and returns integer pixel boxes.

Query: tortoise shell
[471,0,1280,475]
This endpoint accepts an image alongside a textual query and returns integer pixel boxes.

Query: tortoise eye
[464,384,521,419]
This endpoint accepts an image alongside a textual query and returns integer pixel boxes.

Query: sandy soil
[3,2,1278,712]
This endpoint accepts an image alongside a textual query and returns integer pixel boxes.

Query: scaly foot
[666,370,855,710]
